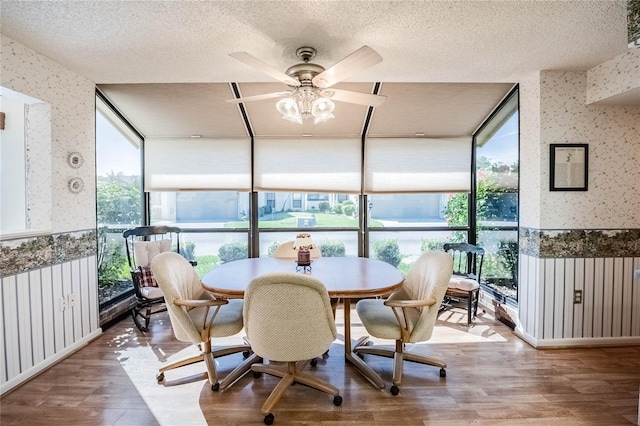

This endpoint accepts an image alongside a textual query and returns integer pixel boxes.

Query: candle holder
[293,233,314,272]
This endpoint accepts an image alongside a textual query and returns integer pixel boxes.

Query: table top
[201,257,405,299]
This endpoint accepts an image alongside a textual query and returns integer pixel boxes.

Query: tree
[96,171,142,225]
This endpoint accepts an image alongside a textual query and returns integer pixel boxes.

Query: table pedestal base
[343,299,385,390]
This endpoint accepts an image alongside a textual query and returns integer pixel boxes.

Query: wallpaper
[519,65,640,230]
[1,35,96,234]
[587,50,640,104]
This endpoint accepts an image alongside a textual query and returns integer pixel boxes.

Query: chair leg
[467,291,473,325]
[252,360,340,416]
[392,340,404,388]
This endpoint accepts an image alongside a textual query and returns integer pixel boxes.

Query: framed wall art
[550,144,588,191]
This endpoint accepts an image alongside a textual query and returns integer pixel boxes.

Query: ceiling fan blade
[229,52,301,87]
[226,91,292,104]
[312,45,383,89]
[323,88,386,107]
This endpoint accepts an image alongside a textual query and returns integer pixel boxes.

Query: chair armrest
[384,298,437,308]
[174,299,228,308]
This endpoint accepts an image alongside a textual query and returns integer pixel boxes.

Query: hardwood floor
[2,305,639,425]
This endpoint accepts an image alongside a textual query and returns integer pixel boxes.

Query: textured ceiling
[0,0,630,139]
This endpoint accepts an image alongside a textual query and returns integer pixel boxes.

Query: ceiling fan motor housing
[285,63,325,86]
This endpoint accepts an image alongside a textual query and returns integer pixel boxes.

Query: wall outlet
[59,296,67,312]
[573,290,583,304]
[67,293,76,308]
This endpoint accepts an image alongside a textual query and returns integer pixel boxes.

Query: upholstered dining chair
[243,272,342,425]
[353,251,453,395]
[442,242,485,325]
[150,252,260,392]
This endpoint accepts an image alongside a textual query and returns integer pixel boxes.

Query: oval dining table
[201,256,405,389]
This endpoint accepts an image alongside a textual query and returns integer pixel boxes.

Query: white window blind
[254,138,361,193]
[365,137,472,193]
[144,138,251,191]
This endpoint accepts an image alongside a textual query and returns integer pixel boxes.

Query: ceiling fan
[226,45,386,124]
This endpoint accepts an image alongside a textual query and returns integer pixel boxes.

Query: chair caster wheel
[322,350,329,359]
[253,371,262,379]
[156,373,164,383]
[333,395,343,406]
[242,350,251,359]
[439,368,446,378]
[390,385,399,395]
[212,382,220,391]
[310,358,318,367]
[264,413,274,425]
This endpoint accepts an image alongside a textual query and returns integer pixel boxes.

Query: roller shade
[254,138,361,193]
[365,137,472,193]
[144,138,251,191]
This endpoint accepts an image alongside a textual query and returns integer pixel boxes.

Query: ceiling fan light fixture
[311,97,335,118]
[313,112,334,124]
[276,97,299,116]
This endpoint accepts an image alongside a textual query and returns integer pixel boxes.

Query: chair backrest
[442,242,484,282]
[243,272,336,362]
[123,226,182,269]
[272,240,322,259]
[390,251,453,342]
[150,251,210,344]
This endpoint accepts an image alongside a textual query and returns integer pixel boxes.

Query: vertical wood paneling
[41,267,55,359]
[543,259,555,339]
[70,260,82,342]
[611,258,624,337]
[61,262,73,347]
[519,255,529,333]
[2,276,19,381]
[602,258,613,338]
[0,279,5,384]
[573,258,585,338]
[50,264,64,354]
[633,257,640,336]
[620,258,632,336]
[16,273,32,373]
[87,256,98,332]
[79,257,88,336]
[563,259,575,339]
[518,255,639,344]
[583,258,595,337]
[553,260,565,339]
[1,257,99,390]
[28,270,44,365]
[592,259,604,337]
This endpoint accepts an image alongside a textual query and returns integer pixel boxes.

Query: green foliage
[318,202,330,212]
[629,0,640,44]
[342,200,357,217]
[498,240,518,283]
[181,241,196,261]
[96,172,142,225]
[218,241,248,263]
[193,255,220,277]
[98,239,128,286]
[420,238,447,252]
[318,240,345,257]
[373,239,401,267]
[332,203,343,214]
[443,193,468,227]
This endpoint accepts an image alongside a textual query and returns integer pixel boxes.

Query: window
[96,94,143,307]
[474,89,519,303]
